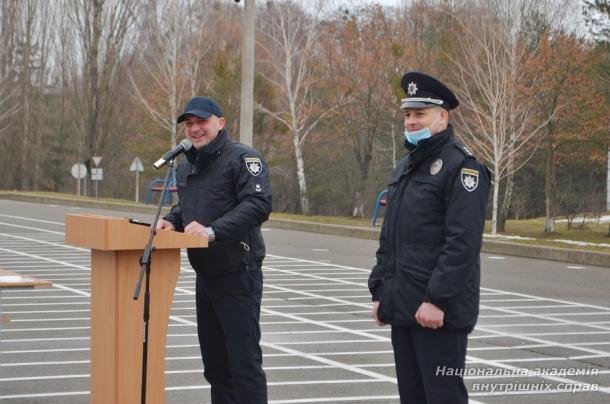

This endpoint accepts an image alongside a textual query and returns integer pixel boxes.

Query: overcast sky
[324,0,404,10]
[337,0,403,7]
[269,0,589,35]
[238,0,405,11]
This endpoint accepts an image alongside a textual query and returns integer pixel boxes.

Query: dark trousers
[391,326,468,404]
[195,269,267,404]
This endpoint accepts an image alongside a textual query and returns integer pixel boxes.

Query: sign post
[71,163,88,196]
[239,0,256,146]
[91,168,104,198]
[130,157,145,202]
[91,157,103,198]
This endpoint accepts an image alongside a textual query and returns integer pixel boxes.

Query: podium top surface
[64,214,208,251]
[0,268,52,288]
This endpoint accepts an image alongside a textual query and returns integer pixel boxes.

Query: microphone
[153,139,193,169]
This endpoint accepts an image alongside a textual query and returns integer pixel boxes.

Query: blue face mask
[404,127,432,146]
[403,111,441,146]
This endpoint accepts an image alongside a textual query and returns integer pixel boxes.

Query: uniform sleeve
[162,163,186,231]
[425,159,490,309]
[163,203,184,232]
[368,222,387,301]
[368,158,407,302]
[210,151,273,241]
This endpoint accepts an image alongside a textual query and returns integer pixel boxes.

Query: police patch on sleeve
[245,157,262,176]
[460,168,479,192]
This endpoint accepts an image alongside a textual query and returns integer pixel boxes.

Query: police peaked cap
[400,71,459,110]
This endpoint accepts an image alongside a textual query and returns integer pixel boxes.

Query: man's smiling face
[183,115,225,149]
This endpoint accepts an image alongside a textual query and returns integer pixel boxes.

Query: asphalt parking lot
[0,199,609,403]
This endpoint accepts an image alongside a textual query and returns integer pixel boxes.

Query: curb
[480,239,610,268]
[266,218,380,240]
[2,192,609,268]
[267,217,610,267]
[0,192,169,215]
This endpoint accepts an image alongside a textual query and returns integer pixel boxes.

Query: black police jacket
[163,129,272,277]
[368,125,490,333]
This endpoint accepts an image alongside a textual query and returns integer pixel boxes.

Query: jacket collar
[185,129,230,165]
[404,125,454,169]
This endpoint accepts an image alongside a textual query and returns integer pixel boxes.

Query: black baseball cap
[177,96,223,123]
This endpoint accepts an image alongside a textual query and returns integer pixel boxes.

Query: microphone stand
[133,159,175,404]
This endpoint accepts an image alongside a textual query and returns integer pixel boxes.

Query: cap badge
[430,159,443,175]
[407,82,418,96]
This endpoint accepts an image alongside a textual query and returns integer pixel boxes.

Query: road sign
[130,157,144,172]
[71,163,87,179]
[130,157,145,203]
[91,168,103,181]
[92,156,102,167]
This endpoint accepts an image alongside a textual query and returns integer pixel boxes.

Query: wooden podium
[65,214,207,404]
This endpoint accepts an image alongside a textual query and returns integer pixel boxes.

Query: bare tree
[537,31,605,232]
[130,0,215,149]
[68,0,137,188]
[16,0,37,190]
[0,72,18,189]
[448,0,565,234]
[0,1,55,190]
[0,1,20,189]
[257,1,346,215]
[0,0,19,132]
[0,71,17,138]
[324,5,402,217]
[29,1,55,189]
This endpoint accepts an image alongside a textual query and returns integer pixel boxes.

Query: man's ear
[218,116,226,129]
[440,109,449,126]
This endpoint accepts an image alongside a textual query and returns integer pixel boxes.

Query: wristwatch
[206,226,216,242]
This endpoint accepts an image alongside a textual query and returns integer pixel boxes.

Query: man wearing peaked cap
[158,95,271,403]
[369,72,490,404]
[400,71,459,110]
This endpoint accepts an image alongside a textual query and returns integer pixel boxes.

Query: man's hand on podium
[156,219,175,231]
[183,221,215,242]
[184,221,208,238]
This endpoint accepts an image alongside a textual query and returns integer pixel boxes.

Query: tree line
[0,0,608,234]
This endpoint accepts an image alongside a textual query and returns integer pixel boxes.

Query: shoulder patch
[245,157,262,176]
[460,168,479,192]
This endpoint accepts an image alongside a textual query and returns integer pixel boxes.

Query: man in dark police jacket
[369,72,490,404]
[157,96,271,404]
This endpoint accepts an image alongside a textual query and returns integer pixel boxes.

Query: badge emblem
[460,168,479,192]
[407,82,418,96]
[245,157,262,176]
[430,159,443,175]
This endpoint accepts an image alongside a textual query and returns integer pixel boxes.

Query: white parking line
[2,215,610,403]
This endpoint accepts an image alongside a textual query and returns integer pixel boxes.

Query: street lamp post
[239,0,255,146]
